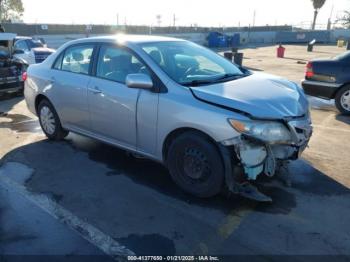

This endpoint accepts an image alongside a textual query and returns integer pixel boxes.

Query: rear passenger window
[53,53,63,70]
[61,45,94,75]
[96,45,150,83]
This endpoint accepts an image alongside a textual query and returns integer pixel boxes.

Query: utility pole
[156,14,162,27]
[327,4,334,30]
[0,0,2,22]
[173,14,178,27]
[252,10,256,28]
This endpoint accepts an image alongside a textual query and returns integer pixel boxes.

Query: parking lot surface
[1,45,350,259]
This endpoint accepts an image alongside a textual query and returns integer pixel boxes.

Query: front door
[88,44,153,150]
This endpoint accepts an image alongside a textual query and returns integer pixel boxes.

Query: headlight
[229,119,292,144]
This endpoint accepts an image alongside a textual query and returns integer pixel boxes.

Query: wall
[275,31,331,44]
[1,23,292,36]
[2,22,349,48]
[36,33,208,49]
[331,29,350,42]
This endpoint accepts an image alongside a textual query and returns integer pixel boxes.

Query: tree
[311,0,326,30]
[337,11,350,28]
[0,0,24,22]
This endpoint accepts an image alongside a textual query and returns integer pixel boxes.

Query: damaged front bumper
[233,138,308,181]
[222,116,313,182]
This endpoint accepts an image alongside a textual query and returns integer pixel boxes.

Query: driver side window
[96,45,150,84]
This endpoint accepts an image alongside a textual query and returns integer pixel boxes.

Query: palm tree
[311,0,326,30]
[337,11,350,29]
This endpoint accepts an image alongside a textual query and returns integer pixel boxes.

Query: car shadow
[0,99,40,134]
[1,133,350,216]
[2,133,350,255]
[0,94,24,114]
[283,57,308,63]
[336,114,350,125]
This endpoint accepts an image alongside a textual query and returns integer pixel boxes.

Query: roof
[15,36,32,40]
[73,34,185,45]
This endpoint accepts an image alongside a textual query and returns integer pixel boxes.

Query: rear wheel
[167,131,225,198]
[38,99,69,140]
[335,86,350,115]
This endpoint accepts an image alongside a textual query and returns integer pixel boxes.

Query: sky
[21,0,349,28]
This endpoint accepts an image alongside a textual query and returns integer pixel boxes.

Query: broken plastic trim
[217,143,272,202]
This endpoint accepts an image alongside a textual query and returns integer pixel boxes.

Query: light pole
[156,15,162,27]
[0,0,2,22]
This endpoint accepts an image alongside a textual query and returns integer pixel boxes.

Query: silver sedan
[24,35,312,202]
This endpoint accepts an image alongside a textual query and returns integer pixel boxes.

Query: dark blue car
[302,51,350,115]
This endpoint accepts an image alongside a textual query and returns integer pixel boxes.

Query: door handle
[89,86,102,94]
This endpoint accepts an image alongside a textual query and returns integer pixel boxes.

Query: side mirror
[126,73,153,89]
[13,49,25,55]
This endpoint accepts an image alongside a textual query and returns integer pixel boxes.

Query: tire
[335,85,350,115]
[167,131,225,198]
[37,99,69,140]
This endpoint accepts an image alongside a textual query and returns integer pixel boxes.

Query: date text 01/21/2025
[127,256,220,261]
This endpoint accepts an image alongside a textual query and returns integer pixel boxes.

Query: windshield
[140,41,245,86]
[27,39,44,49]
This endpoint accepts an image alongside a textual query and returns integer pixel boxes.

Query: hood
[32,47,55,53]
[191,72,309,119]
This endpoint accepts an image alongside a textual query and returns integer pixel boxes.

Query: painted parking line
[217,205,256,240]
[0,162,135,260]
[194,202,257,255]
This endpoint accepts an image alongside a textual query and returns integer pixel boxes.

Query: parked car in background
[13,36,55,65]
[302,51,350,115]
[24,35,312,202]
[0,33,28,96]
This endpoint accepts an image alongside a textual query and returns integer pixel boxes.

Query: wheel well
[332,83,350,99]
[34,94,49,114]
[162,128,220,163]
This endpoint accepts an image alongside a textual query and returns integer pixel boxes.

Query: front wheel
[38,100,69,140]
[167,132,225,198]
[335,86,350,115]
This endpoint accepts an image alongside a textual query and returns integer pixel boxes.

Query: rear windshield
[27,40,44,49]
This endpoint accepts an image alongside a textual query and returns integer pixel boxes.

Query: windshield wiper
[182,79,218,87]
[214,73,247,81]
[182,73,247,87]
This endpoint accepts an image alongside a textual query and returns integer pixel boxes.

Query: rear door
[50,43,95,130]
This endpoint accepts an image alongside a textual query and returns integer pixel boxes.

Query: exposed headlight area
[224,116,312,181]
[228,119,292,144]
